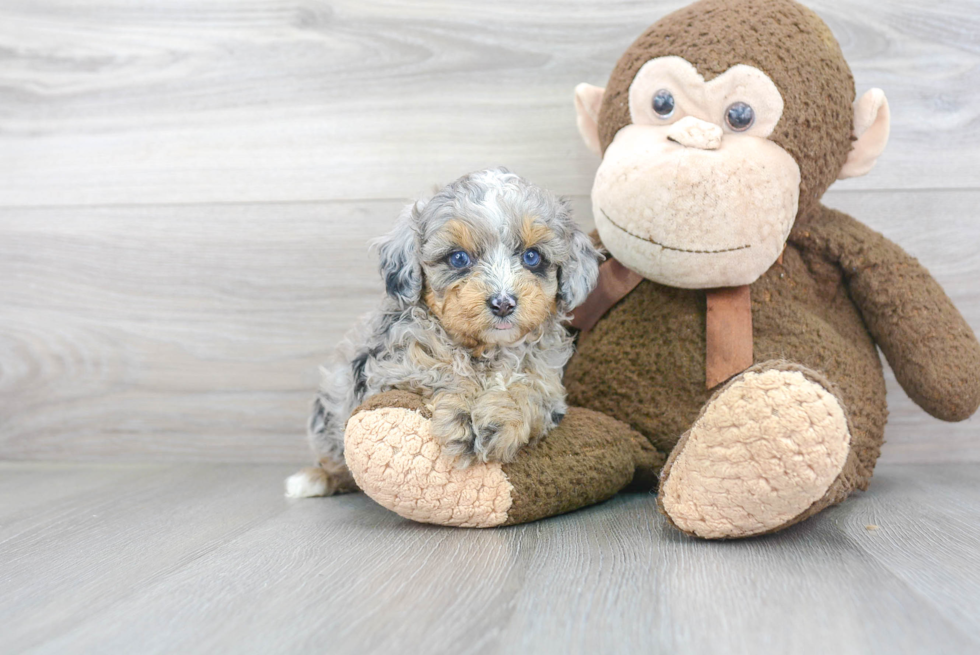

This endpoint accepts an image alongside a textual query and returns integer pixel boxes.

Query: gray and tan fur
[286,168,601,498]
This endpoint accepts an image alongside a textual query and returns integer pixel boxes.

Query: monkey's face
[421,216,562,348]
[593,57,799,289]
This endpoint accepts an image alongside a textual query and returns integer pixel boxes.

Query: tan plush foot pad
[345,407,513,528]
[659,367,851,539]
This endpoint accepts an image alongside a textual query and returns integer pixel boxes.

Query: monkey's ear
[372,201,424,307]
[574,83,606,157]
[838,89,890,180]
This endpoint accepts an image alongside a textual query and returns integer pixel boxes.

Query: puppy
[285,168,601,498]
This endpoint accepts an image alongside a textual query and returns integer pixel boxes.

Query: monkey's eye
[448,251,472,269]
[521,248,542,268]
[726,102,755,131]
[652,89,675,118]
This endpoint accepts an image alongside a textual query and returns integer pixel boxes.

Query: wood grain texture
[0,201,391,463]
[0,0,978,206]
[1,0,978,463]
[1,461,978,654]
[1,190,978,463]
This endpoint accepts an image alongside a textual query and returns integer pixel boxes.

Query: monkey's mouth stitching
[600,209,751,254]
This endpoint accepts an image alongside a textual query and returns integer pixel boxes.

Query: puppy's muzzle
[488,293,517,317]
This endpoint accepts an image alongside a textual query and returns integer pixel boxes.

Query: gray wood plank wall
[2,0,978,463]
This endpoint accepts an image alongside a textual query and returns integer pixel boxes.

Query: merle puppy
[286,168,601,498]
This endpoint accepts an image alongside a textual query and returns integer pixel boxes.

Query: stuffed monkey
[340,0,980,538]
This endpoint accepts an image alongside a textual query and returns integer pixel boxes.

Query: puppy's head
[375,168,601,347]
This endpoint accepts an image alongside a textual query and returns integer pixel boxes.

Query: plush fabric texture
[658,363,853,539]
[665,116,723,149]
[597,0,854,220]
[566,212,889,490]
[628,58,787,139]
[593,121,801,288]
[500,407,664,525]
[566,204,980,501]
[574,83,605,156]
[570,258,644,333]
[343,391,665,527]
[345,402,514,528]
[838,89,890,179]
[351,389,433,420]
[792,207,980,421]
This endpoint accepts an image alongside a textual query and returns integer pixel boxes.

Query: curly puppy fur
[285,168,601,498]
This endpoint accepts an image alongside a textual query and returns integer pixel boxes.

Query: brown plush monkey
[340,0,980,538]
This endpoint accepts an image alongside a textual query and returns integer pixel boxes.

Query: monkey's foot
[658,362,857,539]
[344,390,663,527]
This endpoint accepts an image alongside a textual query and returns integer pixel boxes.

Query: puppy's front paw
[430,391,536,466]
[471,418,529,464]
[470,392,532,464]
[430,394,479,465]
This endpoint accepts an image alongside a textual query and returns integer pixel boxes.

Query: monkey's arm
[791,206,980,421]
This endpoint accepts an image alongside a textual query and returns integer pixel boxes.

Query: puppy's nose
[488,293,517,317]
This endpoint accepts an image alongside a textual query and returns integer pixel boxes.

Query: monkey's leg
[343,390,664,527]
[657,361,861,539]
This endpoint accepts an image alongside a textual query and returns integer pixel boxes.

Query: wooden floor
[2,460,979,655]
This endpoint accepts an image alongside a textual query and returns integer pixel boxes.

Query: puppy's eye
[448,250,472,269]
[726,102,755,131]
[521,248,542,268]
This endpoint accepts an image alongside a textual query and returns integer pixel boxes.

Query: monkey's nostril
[488,294,517,317]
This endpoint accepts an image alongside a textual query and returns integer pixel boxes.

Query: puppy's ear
[373,201,425,306]
[557,205,602,310]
